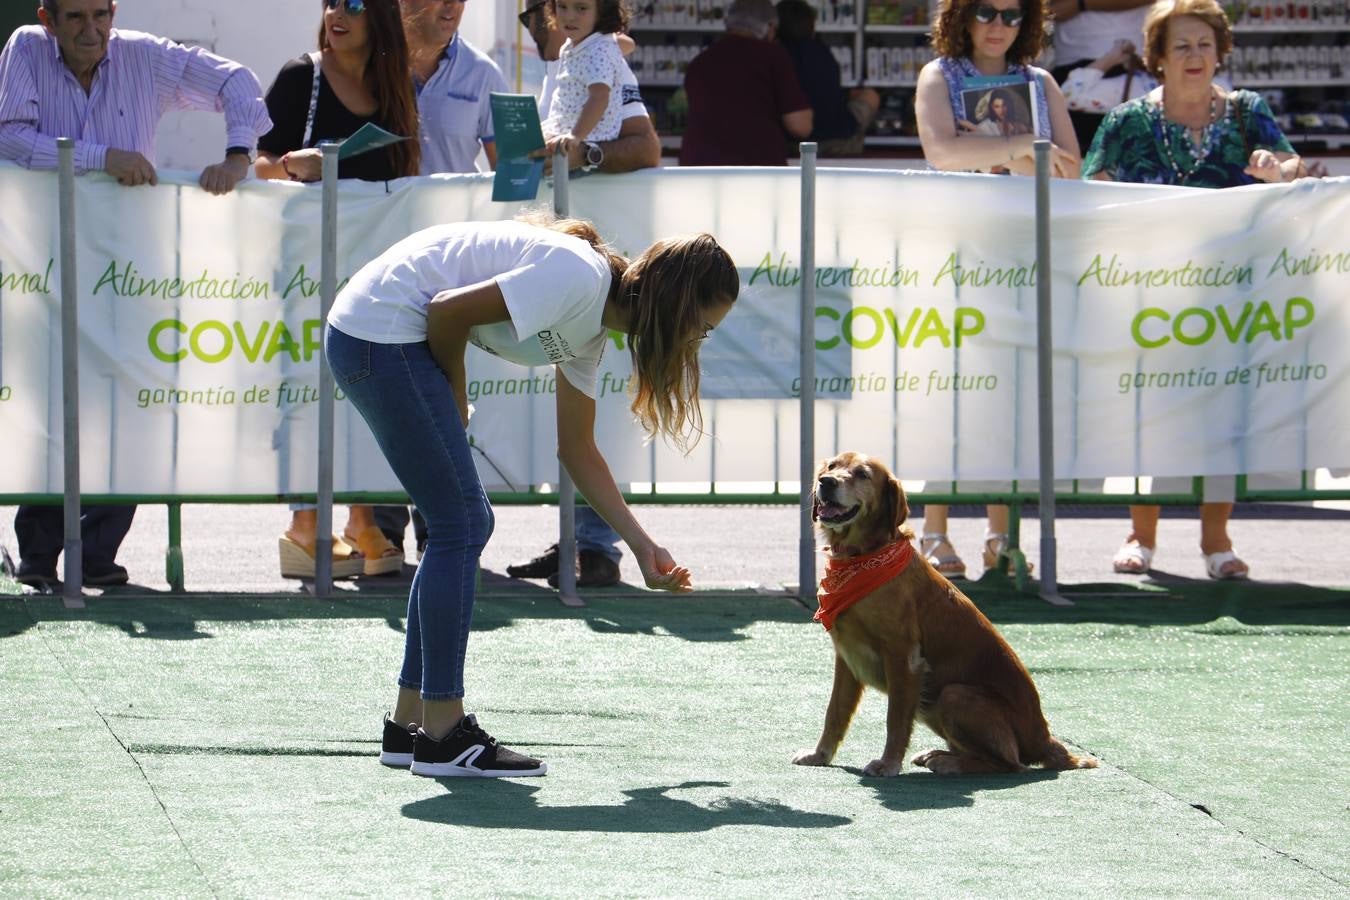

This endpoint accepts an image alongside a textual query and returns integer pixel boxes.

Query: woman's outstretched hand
[635,543,693,593]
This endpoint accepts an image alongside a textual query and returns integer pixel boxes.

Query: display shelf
[1236,78,1350,86]
[631,0,1345,155]
[1234,23,1350,31]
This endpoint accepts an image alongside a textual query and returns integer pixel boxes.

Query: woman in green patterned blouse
[1083,0,1305,581]
[1081,0,1303,189]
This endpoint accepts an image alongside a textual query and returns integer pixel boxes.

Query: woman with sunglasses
[327,214,739,776]
[255,0,422,581]
[915,0,1079,177]
[912,0,1079,580]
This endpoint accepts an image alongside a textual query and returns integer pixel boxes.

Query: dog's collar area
[814,539,915,631]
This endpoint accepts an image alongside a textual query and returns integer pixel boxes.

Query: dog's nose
[818,475,838,491]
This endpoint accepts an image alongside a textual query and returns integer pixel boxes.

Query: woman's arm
[424,279,512,425]
[1002,75,1080,177]
[916,61,1039,172]
[1245,148,1304,183]
[554,372,693,592]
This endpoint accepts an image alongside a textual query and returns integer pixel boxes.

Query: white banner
[0,161,1347,495]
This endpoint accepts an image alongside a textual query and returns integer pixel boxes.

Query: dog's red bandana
[814,540,914,631]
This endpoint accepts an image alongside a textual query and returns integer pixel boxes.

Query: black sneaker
[548,550,620,588]
[83,563,129,587]
[379,713,417,768]
[505,544,560,580]
[15,560,58,589]
[409,714,547,778]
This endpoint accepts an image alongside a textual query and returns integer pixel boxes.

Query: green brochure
[490,92,546,202]
[338,122,410,161]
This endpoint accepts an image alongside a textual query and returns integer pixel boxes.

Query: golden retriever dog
[792,451,1097,777]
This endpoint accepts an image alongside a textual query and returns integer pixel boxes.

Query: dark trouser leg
[373,505,412,549]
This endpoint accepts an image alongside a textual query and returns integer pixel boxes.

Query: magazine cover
[958,75,1039,138]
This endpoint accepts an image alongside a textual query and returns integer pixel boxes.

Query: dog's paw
[861,758,902,777]
[911,750,961,774]
[792,749,831,766]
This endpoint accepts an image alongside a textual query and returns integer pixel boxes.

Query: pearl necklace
[1155,87,1219,184]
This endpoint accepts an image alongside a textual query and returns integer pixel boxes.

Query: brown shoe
[548,550,620,588]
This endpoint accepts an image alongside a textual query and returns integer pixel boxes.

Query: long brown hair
[620,234,740,452]
[517,213,740,451]
[930,0,1047,66]
[317,0,421,177]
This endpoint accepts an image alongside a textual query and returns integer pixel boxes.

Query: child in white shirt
[541,0,630,157]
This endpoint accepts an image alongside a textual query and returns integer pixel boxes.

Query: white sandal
[983,532,1034,573]
[919,533,967,579]
[1203,549,1249,581]
[1112,541,1154,574]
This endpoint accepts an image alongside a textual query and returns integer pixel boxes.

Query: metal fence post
[57,138,84,608]
[315,141,340,597]
[553,149,581,607]
[799,142,818,601]
[1033,140,1070,606]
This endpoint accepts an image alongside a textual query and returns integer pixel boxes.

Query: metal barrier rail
[21,141,1348,605]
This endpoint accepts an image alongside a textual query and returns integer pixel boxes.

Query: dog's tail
[1041,737,1099,770]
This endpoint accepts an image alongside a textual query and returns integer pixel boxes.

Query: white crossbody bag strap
[302,51,322,148]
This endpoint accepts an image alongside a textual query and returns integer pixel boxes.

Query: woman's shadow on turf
[402,779,851,833]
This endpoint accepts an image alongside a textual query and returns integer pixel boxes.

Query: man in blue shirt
[403,0,508,174]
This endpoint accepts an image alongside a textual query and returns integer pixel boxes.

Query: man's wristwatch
[226,145,255,163]
[581,140,604,172]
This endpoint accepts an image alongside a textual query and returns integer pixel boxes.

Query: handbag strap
[302,51,322,149]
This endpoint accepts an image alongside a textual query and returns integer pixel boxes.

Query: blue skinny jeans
[325,324,494,700]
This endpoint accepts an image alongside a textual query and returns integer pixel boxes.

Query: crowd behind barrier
[1,160,1347,592]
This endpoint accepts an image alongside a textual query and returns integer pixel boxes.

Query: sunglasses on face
[972,4,1023,26]
[324,0,366,15]
[518,0,547,27]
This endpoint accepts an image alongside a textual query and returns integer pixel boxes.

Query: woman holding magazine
[255,0,422,580]
[912,0,1079,579]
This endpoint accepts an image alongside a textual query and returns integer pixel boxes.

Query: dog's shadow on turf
[855,767,1063,812]
[402,779,852,832]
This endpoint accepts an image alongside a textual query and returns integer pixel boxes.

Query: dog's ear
[885,475,908,533]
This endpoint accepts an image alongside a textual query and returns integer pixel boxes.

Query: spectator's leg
[412,507,428,557]
[918,504,966,578]
[374,505,412,549]
[576,506,622,563]
[1127,505,1161,549]
[1199,502,1247,578]
[14,505,61,583]
[344,504,405,576]
[567,506,621,587]
[81,504,136,582]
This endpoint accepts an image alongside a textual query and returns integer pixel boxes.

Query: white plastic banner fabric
[1,162,1347,495]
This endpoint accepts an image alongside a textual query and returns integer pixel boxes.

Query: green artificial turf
[1,583,1345,897]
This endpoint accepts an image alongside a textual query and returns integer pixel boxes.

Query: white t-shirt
[328,221,613,398]
[540,45,648,125]
[1052,8,1149,68]
[541,31,625,141]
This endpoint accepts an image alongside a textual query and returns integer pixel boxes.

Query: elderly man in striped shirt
[0,0,271,193]
[0,0,271,589]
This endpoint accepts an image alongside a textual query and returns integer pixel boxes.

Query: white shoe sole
[409,760,548,778]
[379,750,413,767]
